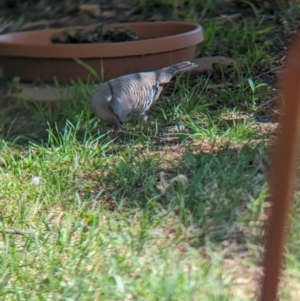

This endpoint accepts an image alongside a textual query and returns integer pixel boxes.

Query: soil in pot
[51,25,139,44]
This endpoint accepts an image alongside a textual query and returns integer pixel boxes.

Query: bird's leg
[101,124,121,139]
[110,123,122,132]
[141,111,151,123]
[101,122,120,134]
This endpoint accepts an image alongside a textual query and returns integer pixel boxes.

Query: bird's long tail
[156,61,197,83]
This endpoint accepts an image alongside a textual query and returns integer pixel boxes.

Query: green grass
[1,0,300,300]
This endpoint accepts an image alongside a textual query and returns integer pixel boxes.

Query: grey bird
[90,61,197,126]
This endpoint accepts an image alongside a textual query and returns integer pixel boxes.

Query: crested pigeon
[90,61,197,126]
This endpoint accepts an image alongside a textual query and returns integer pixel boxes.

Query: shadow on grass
[0,85,96,146]
[86,140,269,252]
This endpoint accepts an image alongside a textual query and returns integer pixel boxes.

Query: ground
[1,0,300,300]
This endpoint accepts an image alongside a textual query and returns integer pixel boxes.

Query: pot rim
[0,21,203,58]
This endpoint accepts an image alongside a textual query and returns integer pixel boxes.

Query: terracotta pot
[0,22,204,83]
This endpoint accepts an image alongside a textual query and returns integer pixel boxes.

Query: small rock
[31,176,42,185]
[102,10,116,19]
[79,4,101,18]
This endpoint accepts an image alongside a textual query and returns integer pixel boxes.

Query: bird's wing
[112,74,160,114]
